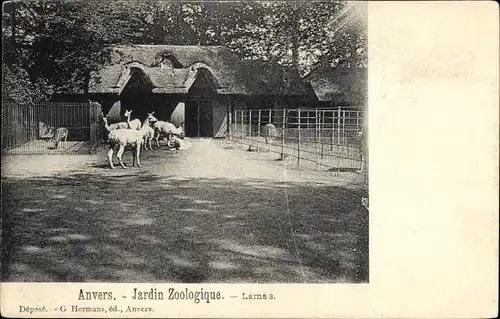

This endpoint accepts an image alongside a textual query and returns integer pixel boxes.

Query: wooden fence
[229,107,368,187]
[1,102,102,155]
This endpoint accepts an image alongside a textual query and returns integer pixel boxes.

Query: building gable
[89,45,307,96]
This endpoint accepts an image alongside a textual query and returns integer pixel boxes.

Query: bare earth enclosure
[1,139,368,283]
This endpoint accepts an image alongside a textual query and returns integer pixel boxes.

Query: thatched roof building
[303,66,367,109]
[89,45,306,96]
[84,45,310,138]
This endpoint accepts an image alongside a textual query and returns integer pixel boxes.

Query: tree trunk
[215,3,225,45]
[11,2,16,65]
[198,20,208,45]
[290,5,300,72]
[216,17,224,45]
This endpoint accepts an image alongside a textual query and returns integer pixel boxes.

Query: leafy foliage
[2,0,366,102]
[2,64,54,104]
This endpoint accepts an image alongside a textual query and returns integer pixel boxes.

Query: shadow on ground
[1,171,368,283]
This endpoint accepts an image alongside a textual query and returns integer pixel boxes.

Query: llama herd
[100,108,188,169]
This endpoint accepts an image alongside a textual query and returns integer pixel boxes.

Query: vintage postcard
[1,1,498,318]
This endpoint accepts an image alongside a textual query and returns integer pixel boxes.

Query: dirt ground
[1,138,368,283]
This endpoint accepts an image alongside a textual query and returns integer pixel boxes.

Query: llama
[153,121,184,148]
[125,109,142,130]
[262,123,278,144]
[143,126,156,150]
[166,124,184,148]
[100,116,128,144]
[167,135,191,151]
[102,113,155,169]
[140,112,157,151]
[361,196,369,210]
[52,127,69,149]
[101,117,129,131]
[39,122,55,139]
[357,129,366,173]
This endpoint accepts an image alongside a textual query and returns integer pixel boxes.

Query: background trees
[2,0,367,103]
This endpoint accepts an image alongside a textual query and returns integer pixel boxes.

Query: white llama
[102,112,155,169]
[125,109,142,130]
[153,120,184,148]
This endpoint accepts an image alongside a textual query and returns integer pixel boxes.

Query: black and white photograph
[1,1,499,318]
[1,0,368,285]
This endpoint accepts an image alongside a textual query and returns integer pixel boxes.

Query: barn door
[185,99,213,137]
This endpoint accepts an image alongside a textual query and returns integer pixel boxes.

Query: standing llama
[102,112,156,169]
[357,129,366,173]
[100,116,129,131]
[262,123,278,147]
[52,127,69,149]
[130,111,157,151]
[125,109,142,130]
[153,120,184,148]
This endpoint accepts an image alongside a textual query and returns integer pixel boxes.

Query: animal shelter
[86,45,308,139]
[1,102,102,155]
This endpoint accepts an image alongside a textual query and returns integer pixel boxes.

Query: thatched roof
[89,45,306,96]
[303,66,367,106]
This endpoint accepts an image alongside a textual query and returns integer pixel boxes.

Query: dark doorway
[120,68,155,120]
[185,100,213,137]
[185,68,218,137]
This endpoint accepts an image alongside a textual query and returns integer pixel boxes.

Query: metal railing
[1,102,102,155]
[229,107,368,187]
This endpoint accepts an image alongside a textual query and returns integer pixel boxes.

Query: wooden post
[228,104,232,141]
[281,109,286,161]
[337,106,341,145]
[315,108,319,170]
[297,108,301,165]
[257,109,261,154]
[240,110,244,144]
[268,109,272,153]
[307,111,311,144]
[330,110,334,151]
[356,111,360,133]
[235,110,239,142]
[321,110,324,159]
[248,109,253,150]
[342,109,346,145]
[89,100,92,154]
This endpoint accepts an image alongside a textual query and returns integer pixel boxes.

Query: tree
[2,0,367,102]
[2,0,149,98]
[2,64,53,104]
[240,1,367,76]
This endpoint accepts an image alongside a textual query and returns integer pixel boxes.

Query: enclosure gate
[229,107,367,187]
[1,102,102,155]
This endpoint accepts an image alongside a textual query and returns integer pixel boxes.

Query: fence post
[337,106,341,145]
[248,109,252,150]
[281,109,286,161]
[240,110,243,144]
[330,110,334,151]
[297,108,301,165]
[96,103,101,152]
[89,102,92,154]
[268,109,272,153]
[356,111,360,134]
[257,109,261,154]
[342,109,346,145]
[228,105,232,142]
[321,110,324,160]
[315,108,319,170]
